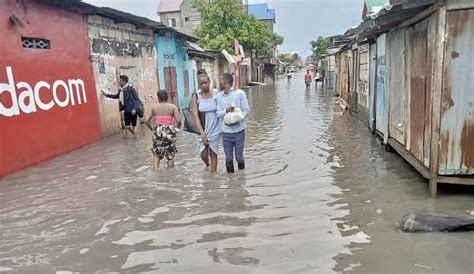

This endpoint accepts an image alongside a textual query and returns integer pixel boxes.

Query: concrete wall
[0,1,101,176]
[159,1,201,36]
[156,32,195,111]
[196,58,219,89]
[180,0,202,36]
[160,11,183,30]
[357,42,370,121]
[87,15,159,137]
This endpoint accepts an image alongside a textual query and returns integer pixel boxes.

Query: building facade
[157,0,201,36]
[87,14,159,136]
[0,0,101,176]
[156,30,196,111]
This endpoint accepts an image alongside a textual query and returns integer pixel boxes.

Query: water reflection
[1,73,472,273]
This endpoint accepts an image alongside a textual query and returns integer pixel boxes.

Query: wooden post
[429,6,447,198]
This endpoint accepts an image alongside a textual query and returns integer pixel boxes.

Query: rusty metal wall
[375,34,388,138]
[350,48,358,113]
[439,9,474,175]
[388,29,407,145]
[369,43,377,131]
[340,49,352,106]
[335,53,342,97]
[357,43,370,122]
[447,0,474,10]
[406,14,436,165]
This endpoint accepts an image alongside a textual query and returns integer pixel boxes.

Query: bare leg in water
[127,126,138,138]
[201,146,210,168]
[153,156,161,170]
[209,150,218,172]
[154,157,175,170]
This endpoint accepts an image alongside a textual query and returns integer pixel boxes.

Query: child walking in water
[144,90,181,170]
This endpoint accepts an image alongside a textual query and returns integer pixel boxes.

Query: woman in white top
[191,74,221,172]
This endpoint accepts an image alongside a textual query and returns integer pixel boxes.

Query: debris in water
[365,200,372,203]
[95,219,121,236]
[135,166,150,173]
[414,264,435,270]
[399,213,474,232]
[80,248,89,255]
[376,208,382,214]
[138,217,153,224]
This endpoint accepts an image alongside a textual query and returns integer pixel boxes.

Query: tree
[278,53,296,66]
[193,0,283,58]
[310,36,330,73]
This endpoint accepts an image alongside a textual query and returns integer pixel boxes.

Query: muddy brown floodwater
[1,73,473,273]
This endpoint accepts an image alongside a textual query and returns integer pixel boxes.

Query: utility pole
[245,0,249,14]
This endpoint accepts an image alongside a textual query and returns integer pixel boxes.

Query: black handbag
[183,93,205,134]
[137,106,144,118]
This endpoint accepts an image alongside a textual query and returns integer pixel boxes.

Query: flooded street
[1,73,473,273]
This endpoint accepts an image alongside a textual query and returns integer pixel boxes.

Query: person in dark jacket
[101,75,143,138]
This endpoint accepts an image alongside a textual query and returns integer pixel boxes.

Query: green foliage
[310,36,330,73]
[278,54,296,66]
[310,36,330,62]
[193,0,284,58]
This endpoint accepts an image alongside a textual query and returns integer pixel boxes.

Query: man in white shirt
[216,73,251,173]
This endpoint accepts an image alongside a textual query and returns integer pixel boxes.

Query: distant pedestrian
[217,73,251,173]
[305,70,312,89]
[192,73,221,172]
[315,72,322,89]
[101,75,143,138]
[144,90,181,170]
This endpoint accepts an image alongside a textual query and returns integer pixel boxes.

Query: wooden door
[376,34,388,139]
[369,43,377,131]
[183,69,190,97]
[164,66,179,107]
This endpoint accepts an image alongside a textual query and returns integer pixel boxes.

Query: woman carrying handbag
[191,73,222,172]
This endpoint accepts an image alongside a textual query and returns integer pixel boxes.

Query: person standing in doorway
[217,73,251,174]
[102,75,143,138]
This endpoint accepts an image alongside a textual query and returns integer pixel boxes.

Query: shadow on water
[0,73,473,273]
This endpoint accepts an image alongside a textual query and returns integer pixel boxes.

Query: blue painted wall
[155,31,195,111]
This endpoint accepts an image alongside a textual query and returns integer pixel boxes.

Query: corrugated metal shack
[331,0,474,197]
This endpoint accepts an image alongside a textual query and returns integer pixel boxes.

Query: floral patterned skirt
[152,125,178,160]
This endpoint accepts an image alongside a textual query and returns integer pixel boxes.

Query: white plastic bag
[224,108,245,126]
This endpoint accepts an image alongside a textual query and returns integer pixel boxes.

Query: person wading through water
[102,75,143,138]
[217,73,251,173]
[305,69,312,89]
[144,90,181,170]
[192,73,222,172]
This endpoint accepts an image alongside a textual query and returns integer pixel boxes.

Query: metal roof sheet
[39,0,198,41]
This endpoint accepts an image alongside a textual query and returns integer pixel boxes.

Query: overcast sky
[83,0,363,57]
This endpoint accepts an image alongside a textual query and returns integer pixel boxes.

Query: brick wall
[87,15,159,136]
